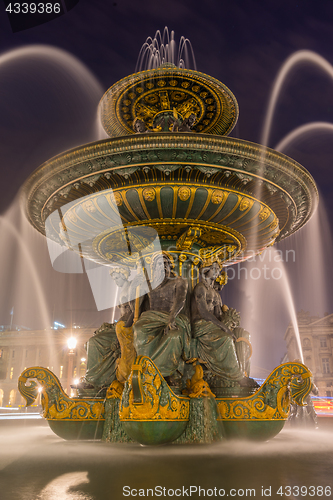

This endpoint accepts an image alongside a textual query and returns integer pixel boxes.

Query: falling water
[261,50,333,147]
[235,49,333,371]
[275,121,333,151]
[0,45,109,383]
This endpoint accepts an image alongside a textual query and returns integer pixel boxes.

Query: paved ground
[0,420,333,500]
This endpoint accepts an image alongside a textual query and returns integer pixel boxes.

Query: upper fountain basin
[21,132,318,267]
[99,64,239,137]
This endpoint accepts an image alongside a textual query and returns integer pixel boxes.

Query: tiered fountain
[18,33,317,444]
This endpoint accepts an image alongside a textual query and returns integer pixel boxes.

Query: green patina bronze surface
[133,311,191,378]
[175,397,222,444]
[102,398,133,443]
[17,360,313,442]
[18,61,319,445]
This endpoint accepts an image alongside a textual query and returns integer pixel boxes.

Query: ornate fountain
[18,38,318,444]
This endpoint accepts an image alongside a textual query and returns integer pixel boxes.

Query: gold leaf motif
[157,80,166,87]
[143,187,156,202]
[84,200,97,213]
[66,211,77,223]
[169,80,178,86]
[259,206,271,221]
[239,198,253,211]
[178,186,191,201]
[200,92,208,98]
[181,81,190,88]
[114,192,123,206]
[269,219,279,230]
[211,190,225,204]
[192,85,200,92]
[146,82,154,89]
[136,87,144,93]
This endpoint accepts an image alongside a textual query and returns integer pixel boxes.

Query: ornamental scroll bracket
[176,226,202,251]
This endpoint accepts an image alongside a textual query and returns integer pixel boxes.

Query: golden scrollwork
[176,226,202,251]
[199,245,237,267]
[216,362,313,422]
[119,356,190,421]
[18,367,105,421]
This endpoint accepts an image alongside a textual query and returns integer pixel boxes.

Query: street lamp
[66,336,77,396]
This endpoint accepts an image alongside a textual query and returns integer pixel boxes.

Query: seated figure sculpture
[77,267,132,395]
[132,252,191,385]
[191,261,258,389]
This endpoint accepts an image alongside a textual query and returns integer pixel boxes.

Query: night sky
[1,0,333,373]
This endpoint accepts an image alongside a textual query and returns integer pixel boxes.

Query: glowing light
[54,321,65,329]
[67,337,77,350]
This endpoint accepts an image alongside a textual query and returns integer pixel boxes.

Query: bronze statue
[77,267,132,394]
[191,262,258,388]
[133,118,148,134]
[172,113,196,132]
[132,252,191,384]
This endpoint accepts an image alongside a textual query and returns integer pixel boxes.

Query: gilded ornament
[119,356,190,422]
[183,361,215,398]
[143,187,156,202]
[259,206,271,221]
[178,186,191,201]
[157,80,166,87]
[211,190,225,204]
[269,219,279,230]
[239,198,253,211]
[84,200,97,213]
[114,192,123,206]
[216,362,312,422]
[169,80,178,86]
[66,211,77,223]
[18,367,106,421]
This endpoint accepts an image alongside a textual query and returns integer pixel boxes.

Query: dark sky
[1,0,333,373]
